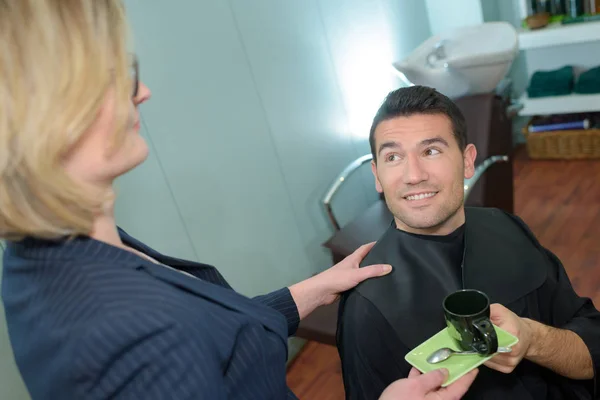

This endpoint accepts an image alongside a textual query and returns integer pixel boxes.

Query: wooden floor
[286,146,600,399]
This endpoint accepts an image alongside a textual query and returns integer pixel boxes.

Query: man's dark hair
[369,85,468,162]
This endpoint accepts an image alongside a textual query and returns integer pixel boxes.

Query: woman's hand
[379,368,478,400]
[289,242,391,319]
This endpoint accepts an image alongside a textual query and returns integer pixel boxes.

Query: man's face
[371,113,477,235]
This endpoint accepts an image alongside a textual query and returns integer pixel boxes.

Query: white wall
[117,0,432,295]
[480,0,501,22]
[425,0,484,35]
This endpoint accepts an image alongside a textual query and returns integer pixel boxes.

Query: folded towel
[575,66,600,94]
[527,66,574,98]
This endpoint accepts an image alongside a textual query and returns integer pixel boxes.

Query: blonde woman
[0,1,477,399]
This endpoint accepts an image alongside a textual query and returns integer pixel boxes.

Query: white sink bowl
[392,22,518,99]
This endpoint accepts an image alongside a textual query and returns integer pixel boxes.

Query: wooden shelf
[518,20,600,50]
[518,92,600,116]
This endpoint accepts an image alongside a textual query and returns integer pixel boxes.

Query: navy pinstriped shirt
[1,228,300,399]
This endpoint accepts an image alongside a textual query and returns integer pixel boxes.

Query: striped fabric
[1,228,300,399]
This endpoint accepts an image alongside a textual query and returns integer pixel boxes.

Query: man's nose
[403,155,428,185]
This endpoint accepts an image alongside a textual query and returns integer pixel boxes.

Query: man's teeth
[405,192,436,201]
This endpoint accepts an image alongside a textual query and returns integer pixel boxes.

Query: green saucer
[404,325,519,387]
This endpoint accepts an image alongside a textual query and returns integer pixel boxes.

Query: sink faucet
[427,40,447,68]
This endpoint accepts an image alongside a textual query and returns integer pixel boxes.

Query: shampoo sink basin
[392,22,518,99]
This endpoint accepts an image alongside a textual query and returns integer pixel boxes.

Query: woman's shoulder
[1,235,246,345]
[2,244,204,328]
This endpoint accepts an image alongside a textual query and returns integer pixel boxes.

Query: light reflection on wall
[332,32,413,140]
[347,59,413,139]
[317,0,433,141]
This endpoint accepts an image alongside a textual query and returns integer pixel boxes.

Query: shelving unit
[518,92,600,116]
[516,15,600,118]
[518,20,600,50]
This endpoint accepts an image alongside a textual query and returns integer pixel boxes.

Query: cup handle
[472,319,498,355]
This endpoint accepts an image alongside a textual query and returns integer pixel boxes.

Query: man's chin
[393,209,457,234]
[389,195,465,234]
[398,220,442,233]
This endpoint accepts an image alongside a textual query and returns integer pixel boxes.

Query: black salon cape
[337,207,600,400]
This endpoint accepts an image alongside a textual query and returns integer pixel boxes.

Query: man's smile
[403,191,438,201]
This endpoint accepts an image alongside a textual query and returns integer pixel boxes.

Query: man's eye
[386,154,400,162]
[425,148,441,156]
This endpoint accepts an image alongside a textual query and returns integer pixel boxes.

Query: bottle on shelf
[566,0,584,18]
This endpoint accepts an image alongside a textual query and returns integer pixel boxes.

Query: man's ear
[463,144,477,179]
[371,160,383,193]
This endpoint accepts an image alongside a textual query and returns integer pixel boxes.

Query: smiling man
[373,110,471,236]
[336,86,600,400]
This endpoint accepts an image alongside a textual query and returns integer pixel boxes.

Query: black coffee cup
[443,289,498,355]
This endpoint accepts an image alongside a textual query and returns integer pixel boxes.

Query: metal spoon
[427,346,512,364]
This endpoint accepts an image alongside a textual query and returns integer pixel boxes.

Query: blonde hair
[0,0,133,240]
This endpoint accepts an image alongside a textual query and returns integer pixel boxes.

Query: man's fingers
[483,360,506,372]
[489,353,511,362]
[483,359,515,374]
[416,368,448,391]
[355,264,392,282]
[439,369,479,399]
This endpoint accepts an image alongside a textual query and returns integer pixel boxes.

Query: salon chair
[295,91,518,346]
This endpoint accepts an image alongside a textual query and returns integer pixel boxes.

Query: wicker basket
[522,121,600,160]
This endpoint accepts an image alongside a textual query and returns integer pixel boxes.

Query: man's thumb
[489,303,506,324]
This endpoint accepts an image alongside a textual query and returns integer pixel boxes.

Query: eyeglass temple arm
[323,154,509,231]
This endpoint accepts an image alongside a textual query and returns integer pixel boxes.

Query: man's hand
[289,242,392,319]
[379,368,478,400]
[484,303,594,380]
[483,303,533,374]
